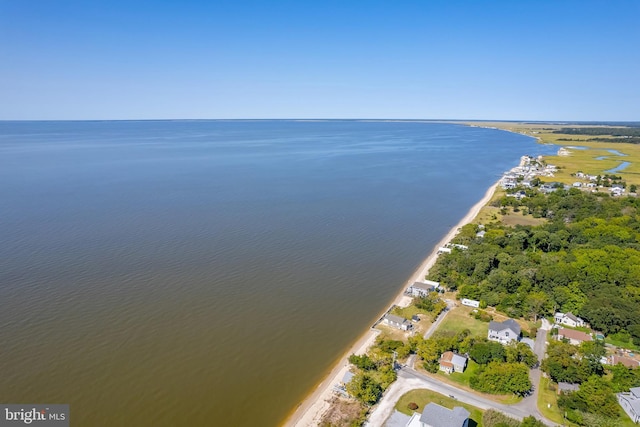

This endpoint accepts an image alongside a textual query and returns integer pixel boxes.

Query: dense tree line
[428,189,640,341]
[553,127,640,143]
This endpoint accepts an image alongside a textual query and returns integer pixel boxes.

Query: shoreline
[283,179,500,427]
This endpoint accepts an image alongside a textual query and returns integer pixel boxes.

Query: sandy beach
[283,180,500,427]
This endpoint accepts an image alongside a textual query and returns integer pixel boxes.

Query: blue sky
[1,1,638,120]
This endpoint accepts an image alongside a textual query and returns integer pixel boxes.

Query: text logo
[0,405,68,427]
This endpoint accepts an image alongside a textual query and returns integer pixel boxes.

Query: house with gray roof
[405,402,469,427]
[407,281,438,298]
[439,351,468,374]
[554,312,586,328]
[488,319,521,344]
[557,382,579,395]
[383,314,412,331]
[617,386,640,423]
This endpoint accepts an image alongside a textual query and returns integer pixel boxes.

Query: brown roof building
[557,328,593,345]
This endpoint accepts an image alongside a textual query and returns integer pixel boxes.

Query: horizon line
[1,118,638,124]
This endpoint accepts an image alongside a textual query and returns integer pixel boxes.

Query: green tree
[346,373,382,406]
[558,375,619,419]
[520,416,546,427]
[469,340,505,365]
[348,354,375,371]
[470,362,531,395]
[525,291,550,321]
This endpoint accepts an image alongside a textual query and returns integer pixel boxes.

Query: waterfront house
[617,387,640,423]
[556,328,592,345]
[406,402,470,427]
[554,312,586,328]
[438,351,468,374]
[488,319,521,344]
[407,281,439,298]
[383,314,412,331]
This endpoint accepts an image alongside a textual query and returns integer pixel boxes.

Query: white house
[406,402,470,427]
[461,298,480,308]
[437,247,452,254]
[407,282,438,298]
[439,351,468,374]
[383,314,412,331]
[554,312,586,328]
[488,319,521,344]
[618,386,640,423]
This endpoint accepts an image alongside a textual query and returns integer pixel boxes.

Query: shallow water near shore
[0,120,555,426]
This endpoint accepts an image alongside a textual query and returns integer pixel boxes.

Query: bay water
[0,120,554,426]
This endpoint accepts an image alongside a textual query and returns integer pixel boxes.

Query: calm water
[0,121,554,426]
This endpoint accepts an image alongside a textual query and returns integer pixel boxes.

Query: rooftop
[419,403,470,427]
[489,319,521,335]
[558,328,592,342]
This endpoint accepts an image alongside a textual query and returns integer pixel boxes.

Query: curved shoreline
[283,179,500,427]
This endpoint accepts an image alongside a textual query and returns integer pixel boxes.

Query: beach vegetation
[348,354,375,371]
[346,373,382,406]
[319,397,368,427]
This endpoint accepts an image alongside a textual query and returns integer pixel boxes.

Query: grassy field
[374,323,411,341]
[436,306,489,338]
[460,122,640,186]
[537,376,576,426]
[474,188,548,228]
[605,336,639,351]
[394,389,484,427]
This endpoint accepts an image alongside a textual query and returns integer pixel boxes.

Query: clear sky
[1,1,638,121]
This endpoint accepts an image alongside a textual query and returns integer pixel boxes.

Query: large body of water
[0,121,555,426]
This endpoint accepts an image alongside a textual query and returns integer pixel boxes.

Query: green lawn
[437,306,490,338]
[392,304,426,320]
[605,336,639,351]
[437,359,479,388]
[394,389,483,427]
[537,376,577,426]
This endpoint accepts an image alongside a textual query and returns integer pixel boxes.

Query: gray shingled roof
[558,382,579,393]
[565,312,580,322]
[412,282,436,291]
[419,403,469,427]
[488,319,521,335]
[385,314,409,325]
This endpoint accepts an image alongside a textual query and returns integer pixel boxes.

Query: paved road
[423,300,454,339]
[367,317,559,427]
[398,368,557,424]
[512,319,551,419]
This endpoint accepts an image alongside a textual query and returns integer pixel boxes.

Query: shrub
[407,402,418,411]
